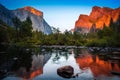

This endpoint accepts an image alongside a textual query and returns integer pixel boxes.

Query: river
[0,46,120,80]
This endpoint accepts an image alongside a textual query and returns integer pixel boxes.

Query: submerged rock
[57,65,74,78]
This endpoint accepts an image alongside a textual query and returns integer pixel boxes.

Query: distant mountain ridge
[75,6,120,33]
[0,4,52,34]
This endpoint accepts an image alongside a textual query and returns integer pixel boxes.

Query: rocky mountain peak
[75,6,120,33]
[92,6,101,11]
[0,4,52,34]
[19,6,43,17]
[90,6,113,19]
[92,6,113,12]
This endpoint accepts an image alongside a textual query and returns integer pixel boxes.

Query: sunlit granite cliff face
[0,4,52,34]
[75,6,120,33]
[20,6,43,17]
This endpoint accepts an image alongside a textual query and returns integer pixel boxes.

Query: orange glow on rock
[75,14,92,29]
[20,6,43,17]
[75,6,120,30]
[76,55,120,77]
[30,68,43,79]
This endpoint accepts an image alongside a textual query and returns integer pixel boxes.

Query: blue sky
[0,0,120,32]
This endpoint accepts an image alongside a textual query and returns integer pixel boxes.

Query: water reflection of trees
[52,49,71,63]
[0,46,52,79]
[0,46,32,72]
[0,45,33,79]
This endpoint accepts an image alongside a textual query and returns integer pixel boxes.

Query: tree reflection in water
[33,49,94,80]
[52,50,70,64]
[2,47,120,80]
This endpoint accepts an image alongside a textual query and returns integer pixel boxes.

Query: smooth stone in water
[57,65,74,78]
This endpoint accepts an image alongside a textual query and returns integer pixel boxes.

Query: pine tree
[19,17,33,39]
[109,17,114,29]
[12,17,22,42]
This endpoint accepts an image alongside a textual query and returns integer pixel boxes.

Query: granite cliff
[0,4,52,34]
[75,6,120,33]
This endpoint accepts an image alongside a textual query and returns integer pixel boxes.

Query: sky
[0,0,120,32]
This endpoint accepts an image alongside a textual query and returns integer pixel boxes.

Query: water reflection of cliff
[33,49,94,80]
[30,53,51,79]
[76,53,120,77]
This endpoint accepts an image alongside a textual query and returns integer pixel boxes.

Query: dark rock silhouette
[57,65,74,78]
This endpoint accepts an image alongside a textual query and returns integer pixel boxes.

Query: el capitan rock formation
[0,4,52,34]
[75,6,120,33]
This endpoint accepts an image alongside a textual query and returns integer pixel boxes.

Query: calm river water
[0,46,120,80]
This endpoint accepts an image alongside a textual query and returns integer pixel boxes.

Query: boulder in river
[57,65,74,78]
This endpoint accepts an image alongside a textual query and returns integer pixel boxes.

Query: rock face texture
[75,6,120,33]
[57,66,74,78]
[20,6,43,17]
[0,4,15,27]
[0,4,52,34]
